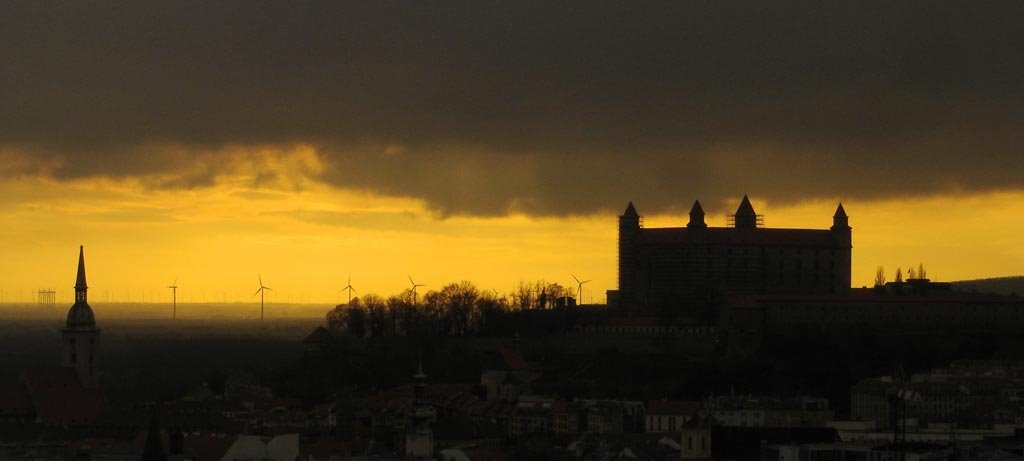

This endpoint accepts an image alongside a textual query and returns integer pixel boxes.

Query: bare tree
[894,268,903,283]
[326,298,368,338]
[512,280,535,311]
[874,266,886,287]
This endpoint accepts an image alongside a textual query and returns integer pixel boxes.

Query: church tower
[63,246,100,388]
[405,358,435,459]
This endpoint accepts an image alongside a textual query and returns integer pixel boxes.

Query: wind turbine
[253,275,272,321]
[408,275,426,305]
[167,277,178,319]
[340,275,356,304]
[572,274,591,305]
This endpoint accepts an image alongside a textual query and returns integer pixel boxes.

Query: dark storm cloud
[2,1,1022,215]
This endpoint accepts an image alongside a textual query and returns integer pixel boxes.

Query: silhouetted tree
[874,266,885,287]
[325,300,368,338]
[894,268,903,283]
[512,281,535,310]
[438,281,479,335]
[476,291,508,334]
[364,294,389,337]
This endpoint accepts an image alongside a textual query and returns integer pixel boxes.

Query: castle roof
[638,227,838,246]
[689,200,705,216]
[834,202,848,218]
[622,201,639,217]
[735,194,756,217]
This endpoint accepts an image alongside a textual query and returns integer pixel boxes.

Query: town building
[645,400,700,433]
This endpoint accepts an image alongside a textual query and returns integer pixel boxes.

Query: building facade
[611,196,851,312]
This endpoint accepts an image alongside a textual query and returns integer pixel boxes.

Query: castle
[609,196,851,312]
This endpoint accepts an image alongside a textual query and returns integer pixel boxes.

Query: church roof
[646,399,701,416]
[66,304,96,329]
[302,326,334,344]
[689,200,705,216]
[497,348,528,371]
[735,194,756,216]
[20,367,104,426]
[0,382,34,417]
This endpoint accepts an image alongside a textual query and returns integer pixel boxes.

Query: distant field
[0,301,332,321]
[0,302,328,398]
[0,302,329,360]
[952,276,1024,296]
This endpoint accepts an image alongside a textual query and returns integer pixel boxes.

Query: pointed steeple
[67,246,95,329]
[733,195,759,229]
[141,407,167,461]
[415,356,427,381]
[622,201,639,218]
[687,200,707,229]
[76,245,87,291]
[413,355,427,403]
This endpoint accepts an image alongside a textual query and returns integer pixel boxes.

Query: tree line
[325,280,584,338]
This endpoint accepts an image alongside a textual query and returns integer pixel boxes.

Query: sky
[1,2,1022,304]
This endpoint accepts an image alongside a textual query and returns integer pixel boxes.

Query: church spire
[67,246,95,329]
[141,406,167,461]
[73,246,90,306]
[63,245,100,387]
[75,245,88,302]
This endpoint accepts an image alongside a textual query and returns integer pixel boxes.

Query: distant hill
[950,276,1024,296]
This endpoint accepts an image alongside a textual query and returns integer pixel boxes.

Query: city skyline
[1,190,1022,304]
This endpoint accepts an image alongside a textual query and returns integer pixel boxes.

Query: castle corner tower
[63,245,100,388]
[830,203,853,293]
[617,202,642,306]
[732,194,760,229]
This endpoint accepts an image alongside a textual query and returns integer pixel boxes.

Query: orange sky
[1,165,1021,305]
